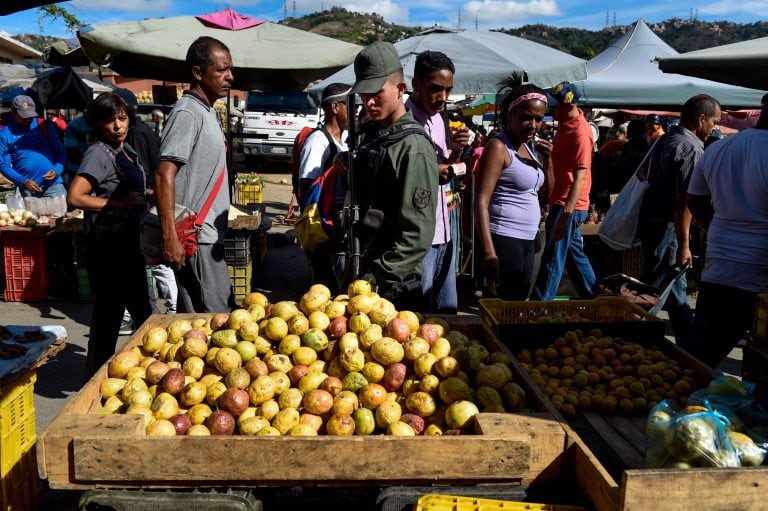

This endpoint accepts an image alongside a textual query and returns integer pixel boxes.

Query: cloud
[464,0,561,24]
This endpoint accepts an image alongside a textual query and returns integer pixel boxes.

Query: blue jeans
[421,239,458,314]
[531,205,597,300]
[638,220,692,344]
[21,182,66,198]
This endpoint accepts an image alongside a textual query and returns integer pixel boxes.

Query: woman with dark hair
[474,81,554,299]
[67,91,152,380]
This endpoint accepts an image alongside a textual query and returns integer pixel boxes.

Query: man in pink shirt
[531,81,597,300]
[405,50,469,314]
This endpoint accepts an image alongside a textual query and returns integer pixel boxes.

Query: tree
[37,5,86,35]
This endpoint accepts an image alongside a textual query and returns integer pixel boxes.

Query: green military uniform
[355,112,438,298]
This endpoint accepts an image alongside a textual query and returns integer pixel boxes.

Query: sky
[1,0,768,39]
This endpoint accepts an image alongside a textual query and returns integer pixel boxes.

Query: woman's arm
[473,138,507,261]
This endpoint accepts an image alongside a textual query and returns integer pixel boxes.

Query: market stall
[33,281,768,510]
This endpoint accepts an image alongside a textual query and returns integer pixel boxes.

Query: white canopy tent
[574,19,765,110]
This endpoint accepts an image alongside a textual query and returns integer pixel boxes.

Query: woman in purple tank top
[474,81,554,299]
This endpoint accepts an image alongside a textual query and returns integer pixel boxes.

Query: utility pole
[605,11,609,27]
[457,9,461,29]
[475,11,478,30]
[292,0,296,18]
[283,0,287,19]
[612,12,616,26]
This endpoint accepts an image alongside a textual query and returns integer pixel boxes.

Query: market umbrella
[309,27,588,100]
[76,7,362,92]
[657,37,768,91]
[574,19,765,109]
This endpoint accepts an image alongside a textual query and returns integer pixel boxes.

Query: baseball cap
[12,95,37,119]
[644,114,661,125]
[545,81,580,107]
[113,88,138,108]
[352,41,402,94]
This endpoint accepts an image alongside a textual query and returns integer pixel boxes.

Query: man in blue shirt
[0,94,67,197]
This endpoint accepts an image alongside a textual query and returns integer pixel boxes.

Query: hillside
[14,9,768,58]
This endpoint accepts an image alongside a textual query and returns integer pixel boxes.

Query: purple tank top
[488,132,544,240]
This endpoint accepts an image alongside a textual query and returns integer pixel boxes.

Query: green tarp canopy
[657,36,768,91]
[77,8,362,92]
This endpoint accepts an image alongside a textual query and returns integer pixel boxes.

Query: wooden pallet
[37,314,580,501]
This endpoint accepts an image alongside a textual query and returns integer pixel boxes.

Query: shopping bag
[597,174,649,250]
[598,137,660,251]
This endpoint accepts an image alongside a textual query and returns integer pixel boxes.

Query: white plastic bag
[598,138,660,251]
[598,174,649,250]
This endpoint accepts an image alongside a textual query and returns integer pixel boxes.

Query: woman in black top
[67,92,152,381]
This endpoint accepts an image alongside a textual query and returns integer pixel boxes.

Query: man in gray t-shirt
[155,36,234,313]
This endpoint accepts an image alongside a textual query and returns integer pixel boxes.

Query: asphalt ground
[0,157,744,509]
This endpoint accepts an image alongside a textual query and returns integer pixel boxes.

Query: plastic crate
[478,296,664,346]
[414,494,586,511]
[76,266,93,302]
[234,182,263,206]
[79,488,262,510]
[228,262,252,306]
[2,229,47,302]
[753,293,768,343]
[224,232,252,266]
[0,371,37,478]
[621,244,645,278]
[0,447,42,511]
[146,266,158,300]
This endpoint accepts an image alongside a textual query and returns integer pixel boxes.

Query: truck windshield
[246,93,314,115]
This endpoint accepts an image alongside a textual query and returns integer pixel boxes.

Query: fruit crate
[224,232,252,266]
[37,315,586,502]
[1,229,48,301]
[0,370,37,477]
[233,174,264,206]
[478,297,664,347]
[752,293,768,344]
[228,262,252,305]
[414,494,586,511]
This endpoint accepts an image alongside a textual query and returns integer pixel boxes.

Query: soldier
[349,41,439,309]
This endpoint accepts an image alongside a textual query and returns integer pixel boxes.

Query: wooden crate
[502,318,768,511]
[37,314,593,505]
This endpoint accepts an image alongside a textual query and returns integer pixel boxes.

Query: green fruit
[352,407,376,435]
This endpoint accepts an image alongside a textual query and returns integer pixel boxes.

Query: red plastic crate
[2,230,48,302]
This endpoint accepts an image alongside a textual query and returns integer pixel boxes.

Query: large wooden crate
[500,317,768,511]
[38,314,600,506]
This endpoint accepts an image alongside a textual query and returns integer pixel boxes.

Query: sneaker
[119,319,135,336]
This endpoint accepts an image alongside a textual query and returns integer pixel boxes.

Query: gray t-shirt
[160,92,230,244]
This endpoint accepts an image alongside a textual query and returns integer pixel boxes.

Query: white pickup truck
[240,91,321,159]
